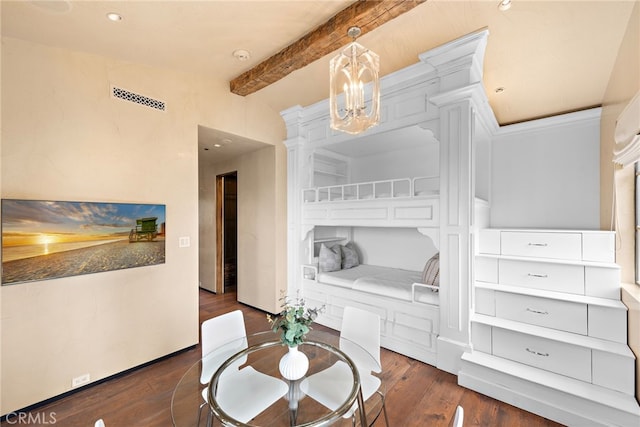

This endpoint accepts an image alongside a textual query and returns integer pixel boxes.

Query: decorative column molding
[420,29,489,92]
[422,29,492,375]
[281,105,305,141]
[281,105,308,296]
[435,98,475,374]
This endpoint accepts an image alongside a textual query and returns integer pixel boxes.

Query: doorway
[216,172,237,293]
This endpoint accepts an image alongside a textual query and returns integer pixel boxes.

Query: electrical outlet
[72,373,90,388]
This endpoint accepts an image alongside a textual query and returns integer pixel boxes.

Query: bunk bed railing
[303,176,439,203]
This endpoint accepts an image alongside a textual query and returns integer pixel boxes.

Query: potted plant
[267,293,324,380]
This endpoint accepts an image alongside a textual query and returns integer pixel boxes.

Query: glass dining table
[171,329,385,427]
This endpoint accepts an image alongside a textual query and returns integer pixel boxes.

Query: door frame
[215,172,237,294]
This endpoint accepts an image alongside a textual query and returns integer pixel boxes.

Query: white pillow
[421,252,440,287]
[319,244,342,272]
[341,242,360,269]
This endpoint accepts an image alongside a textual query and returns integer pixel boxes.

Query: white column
[435,99,475,374]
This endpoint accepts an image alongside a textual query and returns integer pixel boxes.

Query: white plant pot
[279,345,309,381]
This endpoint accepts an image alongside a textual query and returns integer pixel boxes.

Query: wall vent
[111,86,166,111]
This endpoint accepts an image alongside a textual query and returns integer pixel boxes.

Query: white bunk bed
[302,176,439,228]
[283,30,494,373]
[302,258,441,366]
[298,172,489,366]
[301,195,489,365]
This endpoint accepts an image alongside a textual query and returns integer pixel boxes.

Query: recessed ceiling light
[498,0,512,11]
[495,87,505,93]
[106,12,123,22]
[213,144,222,148]
[233,50,251,62]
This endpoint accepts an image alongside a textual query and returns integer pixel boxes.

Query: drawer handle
[526,347,549,357]
[527,273,548,278]
[528,243,548,247]
[526,308,549,315]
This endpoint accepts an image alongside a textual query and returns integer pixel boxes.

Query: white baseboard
[436,336,470,374]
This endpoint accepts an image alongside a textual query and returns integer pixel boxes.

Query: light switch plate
[179,236,190,248]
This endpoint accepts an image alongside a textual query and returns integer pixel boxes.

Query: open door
[215,172,237,294]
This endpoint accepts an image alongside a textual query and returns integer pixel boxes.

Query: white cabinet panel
[501,232,582,260]
[588,305,627,344]
[475,288,495,316]
[592,349,635,395]
[476,257,498,283]
[585,266,621,299]
[499,260,584,295]
[582,233,615,263]
[492,328,591,383]
[472,322,492,354]
[495,292,587,335]
[479,229,500,254]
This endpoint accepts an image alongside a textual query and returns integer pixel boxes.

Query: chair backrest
[339,306,381,372]
[94,420,105,427]
[201,310,246,358]
[453,405,464,427]
[200,310,248,383]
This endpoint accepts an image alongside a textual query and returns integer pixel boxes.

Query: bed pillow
[421,252,440,287]
[341,241,360,269]
[319,243,342,272]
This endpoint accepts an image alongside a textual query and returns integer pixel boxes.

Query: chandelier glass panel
[329,27,380,135]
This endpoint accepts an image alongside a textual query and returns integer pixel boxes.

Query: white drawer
[499,259,584,295]
[501,231,582,260]
[495,292,587,335]
[492,328,592,382]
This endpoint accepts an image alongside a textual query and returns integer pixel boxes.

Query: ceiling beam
[229,0,426,96]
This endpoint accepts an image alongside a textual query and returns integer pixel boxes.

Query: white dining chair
[453,405,464,427]
[197,310,288,426]
[300,306,389,426]
[94,420,105,427]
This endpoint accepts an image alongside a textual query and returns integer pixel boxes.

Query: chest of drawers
[461,229,639,427]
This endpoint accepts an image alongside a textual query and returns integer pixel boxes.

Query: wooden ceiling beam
[229,0,426,96]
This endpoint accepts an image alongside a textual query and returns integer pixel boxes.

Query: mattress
[317,264,439,305]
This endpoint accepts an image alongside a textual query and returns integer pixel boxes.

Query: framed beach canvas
[1,199,166,285]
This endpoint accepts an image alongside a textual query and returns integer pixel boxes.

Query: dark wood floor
[1,289,563,427]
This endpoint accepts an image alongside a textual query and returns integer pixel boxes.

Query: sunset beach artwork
[1,199,166,285]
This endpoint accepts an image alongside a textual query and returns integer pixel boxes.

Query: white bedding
[317,264,439,305]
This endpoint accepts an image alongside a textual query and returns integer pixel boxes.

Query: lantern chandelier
[329,26,380,135]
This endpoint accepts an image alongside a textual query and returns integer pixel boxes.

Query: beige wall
[1,37,285,413]
[198,145,287,314]
[599,1,640,403]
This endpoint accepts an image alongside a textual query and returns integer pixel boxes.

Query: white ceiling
[2,0,637,161]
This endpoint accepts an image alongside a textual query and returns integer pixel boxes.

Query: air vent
[111,86,165,111]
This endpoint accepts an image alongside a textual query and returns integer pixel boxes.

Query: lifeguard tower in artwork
[128,217,158,243]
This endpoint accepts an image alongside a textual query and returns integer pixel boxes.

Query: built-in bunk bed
[282,30,495,370]
[301,128,444,365]
[294,127,489,365]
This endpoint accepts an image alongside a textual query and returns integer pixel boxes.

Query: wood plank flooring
[1,289,563,427]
